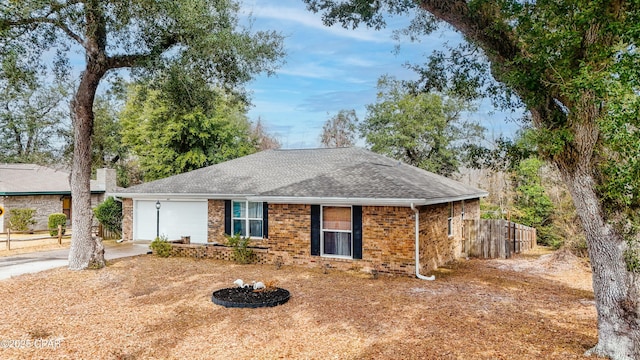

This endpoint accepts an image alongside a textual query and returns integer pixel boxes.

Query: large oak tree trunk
[68,68,105,270]
[560,170,640,359]
[554,120,640,359]
[414,0,640,357]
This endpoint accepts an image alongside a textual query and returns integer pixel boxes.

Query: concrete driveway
[0,242,150,280]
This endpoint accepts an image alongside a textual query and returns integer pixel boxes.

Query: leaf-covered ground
[0,249,596,359]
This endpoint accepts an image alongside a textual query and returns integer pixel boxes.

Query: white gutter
[109,193,247,200]
[411,203,435,281]
[110,193,487,207]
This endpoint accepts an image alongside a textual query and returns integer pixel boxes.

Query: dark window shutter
[262,202,269,239]
[311,205,320,256]
[224,200,231,236]
[352,205,362,259]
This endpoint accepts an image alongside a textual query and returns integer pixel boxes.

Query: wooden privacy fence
[463,219,537,259]
[96,224,121,240]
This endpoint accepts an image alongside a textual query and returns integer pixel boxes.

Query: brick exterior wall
[121,198,482,277]
[362,206,415,275]
[418,203,452,273]
[207,200,226,243]
[122,198,133,241]
[261,202,477,277]
[1,194,103,232]
[265,203,312,265]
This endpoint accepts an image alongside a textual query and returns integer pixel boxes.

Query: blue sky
[241,0,523,149]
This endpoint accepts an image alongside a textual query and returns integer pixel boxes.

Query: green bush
[93,196,123,236]
[48,213,67,236]
[150,235,172,258]
[8,208,37,231]
[226,233,255,264]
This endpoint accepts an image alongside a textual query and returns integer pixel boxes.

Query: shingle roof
[0,164,104,195]
[115,148,487,206]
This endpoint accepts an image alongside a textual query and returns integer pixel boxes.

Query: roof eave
[1,191,104,196]
[112,192,489,206]
[111,192,250,200]
[248,192,488,207]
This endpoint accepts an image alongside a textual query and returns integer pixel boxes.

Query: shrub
[48,213,67,236]
[8,208,37,231]
[226,233,255,264]
[93,196,123,236]
[150,235,172,258]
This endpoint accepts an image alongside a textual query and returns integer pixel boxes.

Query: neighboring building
[114,148,487,276]
[0,165,116,232]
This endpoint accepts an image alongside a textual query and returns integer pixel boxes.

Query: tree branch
[105,34,180,70]
[2,16,84,48]
[416,0,519,63]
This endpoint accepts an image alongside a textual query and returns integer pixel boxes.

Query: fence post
[6,228,10,250]
[58,225,62,245]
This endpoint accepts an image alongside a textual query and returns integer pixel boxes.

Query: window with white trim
[447,202,454,237]
[321,206,352,258]
[232,200,263,238]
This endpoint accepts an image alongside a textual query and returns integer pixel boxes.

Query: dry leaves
[0,249,596,359]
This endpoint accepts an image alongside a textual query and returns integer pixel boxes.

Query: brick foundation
[170,243,271,264]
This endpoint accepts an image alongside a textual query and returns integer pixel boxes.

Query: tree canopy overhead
[0,47,68,164]
[305,0,640,358]
[0,0,284,270]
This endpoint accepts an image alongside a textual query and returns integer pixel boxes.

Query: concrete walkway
[0,242,150,280]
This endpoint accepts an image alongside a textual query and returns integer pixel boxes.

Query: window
[322,206,352,258]
[232,201,263,238]
[447,202,454,237]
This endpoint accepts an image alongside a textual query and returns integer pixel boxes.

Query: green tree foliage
[120,80,258,181]
[511,158,561,248]
[0,49,68,164]
[361,76,484,176]
[305,1,640,357]
[465,129,536,172]
[320,109,359,148]
[93,197,122,236]
[0,0,284,270]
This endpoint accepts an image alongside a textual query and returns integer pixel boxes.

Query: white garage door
[134,200,208,243]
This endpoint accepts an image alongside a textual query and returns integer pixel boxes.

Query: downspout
[411,203,435,281]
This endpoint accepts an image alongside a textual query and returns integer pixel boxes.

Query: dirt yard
[0,248,596,359]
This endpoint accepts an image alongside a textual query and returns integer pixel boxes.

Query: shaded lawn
[0,254,596,359]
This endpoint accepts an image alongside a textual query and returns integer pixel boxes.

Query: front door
[62,196,72,223]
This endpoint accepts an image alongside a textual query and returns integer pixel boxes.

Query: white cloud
[277,63,340,80]
[242,4,394,43]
